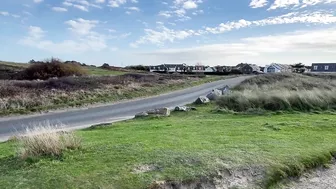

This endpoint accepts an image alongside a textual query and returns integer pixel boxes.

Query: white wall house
[264,63,292,73]
[204,67,217,73]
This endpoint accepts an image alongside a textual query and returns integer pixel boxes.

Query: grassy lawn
[84,66,128,76]
[1,104,336,188]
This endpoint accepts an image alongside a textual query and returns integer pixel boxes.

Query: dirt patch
[284,163,336,189]
[149,166,264,189]
[133,164,160,174]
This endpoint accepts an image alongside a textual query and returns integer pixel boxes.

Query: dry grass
[0,73,207,114]
[14,123,81,159]
[218,73,336,112]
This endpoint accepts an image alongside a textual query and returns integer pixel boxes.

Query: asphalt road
[0,76,249,141]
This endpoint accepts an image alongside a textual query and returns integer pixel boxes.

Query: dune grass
[217,73,336,112]
[1,104,336,188]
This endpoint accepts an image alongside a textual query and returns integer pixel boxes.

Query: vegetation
[0,60,129,79]
[0,74,222,115]
[13,125,81,160]
[218,73,336,112]
[1,104,336,188]
[20,58,88,80]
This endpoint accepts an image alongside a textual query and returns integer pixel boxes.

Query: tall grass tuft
[15,123,81,159]
[218,73,336,112]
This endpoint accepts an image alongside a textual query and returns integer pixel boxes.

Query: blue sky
[0,0,336,66]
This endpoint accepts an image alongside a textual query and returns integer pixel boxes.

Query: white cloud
[183,1,198,9]
[133,11,336,46]
[249,0,268,8]
[158,0,204,21]
[108,0,127,7]
[1,11,21,18]
[126,6,140,11]
[52,7,68,12]
[268,0,300,10]
[65,18,99,35]
[33,0,44,3]
[62,0,102,11]
[73,4,89,11]
[96,0,105,2]
[268,0,336,10]
[21,23,108,54]
[136,28,336,66]
[159,11,172,18]
[131,25,198,47]
[0,11,9,16]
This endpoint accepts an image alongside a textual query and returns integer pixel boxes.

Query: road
[0,76,249,141]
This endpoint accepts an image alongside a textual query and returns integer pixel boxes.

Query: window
[325,65,329,70]
[313,66,318,70]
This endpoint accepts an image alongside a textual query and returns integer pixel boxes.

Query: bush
[20,58,87,80]
[15,123,81,159]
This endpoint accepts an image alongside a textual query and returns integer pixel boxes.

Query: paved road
[0,76,249,141]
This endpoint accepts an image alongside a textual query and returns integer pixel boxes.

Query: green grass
[84,66,127,76]
[1,104,336,188]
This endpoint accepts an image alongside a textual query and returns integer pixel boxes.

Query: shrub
[20,58,87,80]
[15,124,81,159]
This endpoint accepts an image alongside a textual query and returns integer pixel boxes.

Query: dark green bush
[20,58,87,80]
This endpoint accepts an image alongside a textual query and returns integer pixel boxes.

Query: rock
[174,106,189,112]
[190,107,197,111]
[135,112,149,118]
[218,85,230,95]
[157,108,170,116]
[206,89,222,100]
[194,96,210,104]
[147,107,170,116]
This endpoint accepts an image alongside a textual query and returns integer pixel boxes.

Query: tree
[292,63,306,73]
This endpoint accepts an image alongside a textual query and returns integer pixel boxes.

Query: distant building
[264,63,292,73]
[150,63,187,73]
[311,63,336,72]
[237,63,260,74]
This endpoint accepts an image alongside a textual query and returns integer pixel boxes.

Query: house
[264,63,292,73]
[149,63,187,73]
[311,63,336,72]
[204,66,217,73]
[237,64,260,74]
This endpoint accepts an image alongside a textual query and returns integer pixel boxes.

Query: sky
[0,0,336,66]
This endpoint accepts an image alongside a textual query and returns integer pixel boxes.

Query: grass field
[1,104,336,189]
[0,60,128,76]
[0,74,223,116]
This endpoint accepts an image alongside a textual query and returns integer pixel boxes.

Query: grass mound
[13,124,81,159]
[218,73,336,112]
[217,89,336,112]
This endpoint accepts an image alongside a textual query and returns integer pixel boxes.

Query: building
[237,63,260,74]
[264,63,292,73]
[311,63,336,72]
[149,63,187,73]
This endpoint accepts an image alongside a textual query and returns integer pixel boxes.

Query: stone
[174,106,189,112]
[146,107,170,116]
[218,85,230,95]
[194,96,210,104]
[135,112,149,118]
[206,89,222,100]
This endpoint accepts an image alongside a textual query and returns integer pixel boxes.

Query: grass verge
[1,104,336,188]
[0,75,224,116]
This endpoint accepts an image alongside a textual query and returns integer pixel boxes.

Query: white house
[264,63,292,73]
[204,67,217,73]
